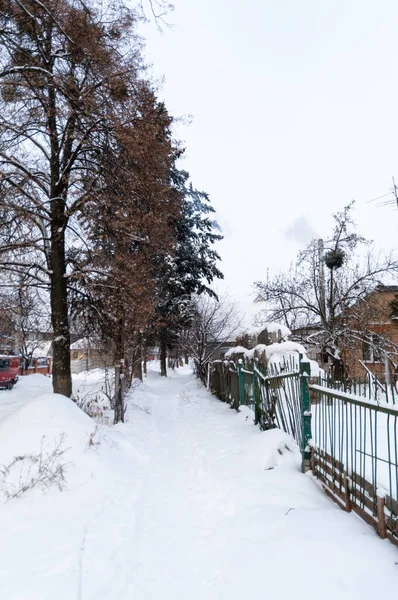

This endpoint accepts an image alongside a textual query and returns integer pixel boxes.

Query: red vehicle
[0,355,19,390]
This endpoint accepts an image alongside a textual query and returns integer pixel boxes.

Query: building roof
[374,284,398,293]
[70,337,102,351]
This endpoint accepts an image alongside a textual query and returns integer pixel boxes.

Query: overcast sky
[141,0,398,326]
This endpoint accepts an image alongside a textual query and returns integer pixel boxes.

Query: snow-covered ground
[0,364,397,599]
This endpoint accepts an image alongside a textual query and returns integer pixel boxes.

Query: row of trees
[254,203,398,376]
[0,0,223,418]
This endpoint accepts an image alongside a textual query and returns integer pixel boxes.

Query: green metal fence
[309,379,398,545]
[315,370,398,404]
[210,355,309,467]
[208,353,398,545]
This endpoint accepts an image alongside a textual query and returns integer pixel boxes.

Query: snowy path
[91,365,398,600]
[0,365,397,599]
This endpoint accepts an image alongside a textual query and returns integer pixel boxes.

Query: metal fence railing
[315,370,398,404]
[309,381,398,546]
[209,355,308,468]
[207,353,398,546]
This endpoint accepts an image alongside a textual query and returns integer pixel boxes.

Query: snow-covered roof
[70,337,102,351]
[25,340,52,358]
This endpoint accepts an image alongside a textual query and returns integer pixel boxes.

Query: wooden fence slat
[349,486,377,515]
[313,450,345,491]
[384,495,398,517]
[377,497,387,539]
[313,448,345,473]
[349,472,376,498]
[316,466,345,495]
[344,474,352,512]
[386,532,398,547]
[386,515,398,533]
[320,481,347,510]
[350,502,379,530]
[312,444,398,541]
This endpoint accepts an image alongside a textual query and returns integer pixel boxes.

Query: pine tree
[152,172,224,376]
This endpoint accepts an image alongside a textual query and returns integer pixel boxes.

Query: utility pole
[318,238,326,324]
[392,176,398,209]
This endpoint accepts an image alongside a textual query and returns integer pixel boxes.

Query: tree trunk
[50,224,72,397]
[114,314,125,423]
[114,364,125,424]
[48,78,71,397]
[143,347,147,375]
[133,344,143,381]
[160,339,167,377]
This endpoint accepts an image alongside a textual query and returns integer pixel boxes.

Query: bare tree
[139,0,174,28]
[0,0,181,397]
[254,203,398,373]
[180,293,242,380]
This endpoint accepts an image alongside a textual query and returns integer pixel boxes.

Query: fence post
[206,361,211,391]
[238,359,245,406]
[299,354,312,473]
[253,359,260,425]
[377,496,387,539]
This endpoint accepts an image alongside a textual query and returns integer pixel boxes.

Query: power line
[365,177,398,209]
[365,191,393,204]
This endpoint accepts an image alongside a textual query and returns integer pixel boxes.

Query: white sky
[141,0,398,326]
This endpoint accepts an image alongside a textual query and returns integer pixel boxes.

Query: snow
[262,321,292,339]
[0,393,94,468]
[267,340,307,357]
[25,339,52,357]
[70,337,102,350]
[244,341,321,377]
[0,373,53,423]
[224,345,248,357]
[0,365,397,599]
[245,341,306,361]
[244,340,307,360]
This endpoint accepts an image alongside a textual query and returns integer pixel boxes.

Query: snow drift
[0,392,96,499]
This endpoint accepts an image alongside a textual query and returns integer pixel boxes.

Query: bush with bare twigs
[0,434,70,500]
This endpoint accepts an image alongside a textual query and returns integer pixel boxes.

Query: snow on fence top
[244,341,306,361]
[261,322,291,340]
[224,346,248,358]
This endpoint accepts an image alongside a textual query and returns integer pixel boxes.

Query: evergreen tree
[153,172,223,376]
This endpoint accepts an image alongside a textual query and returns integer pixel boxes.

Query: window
[0,358,10,371]
[72,351,79,359]
[36,357,48,367]
[362,334,385,363]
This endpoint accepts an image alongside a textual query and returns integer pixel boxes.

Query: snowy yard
[0,364,397,599]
